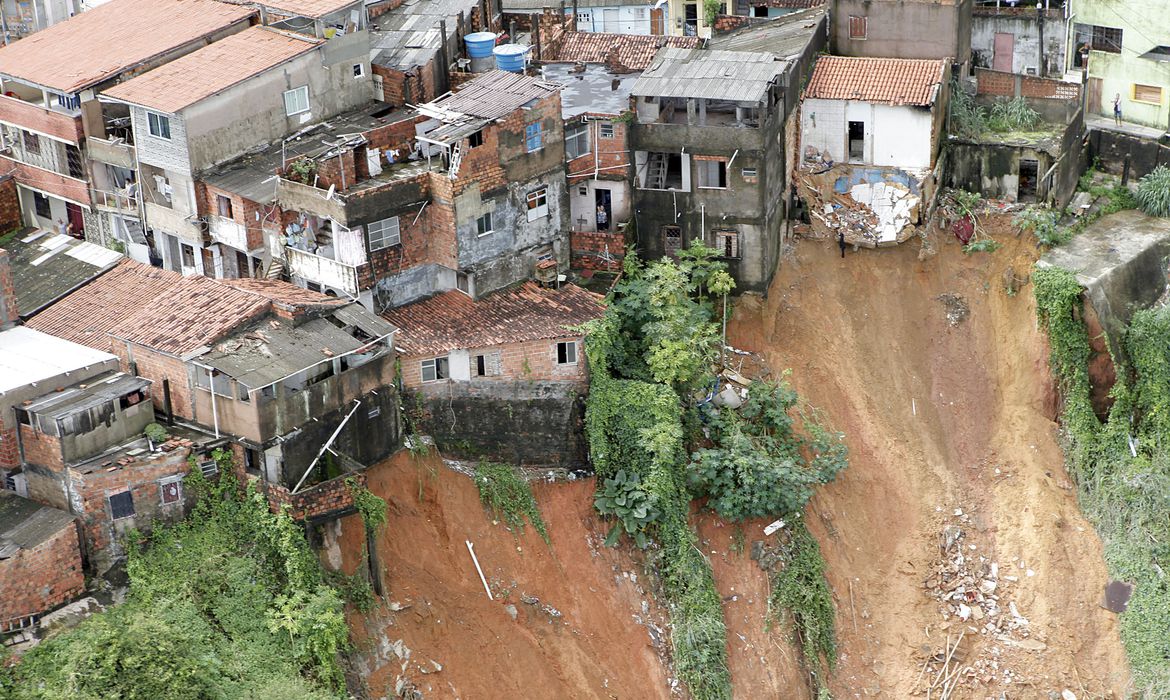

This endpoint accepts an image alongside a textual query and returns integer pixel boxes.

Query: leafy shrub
[595,469,660,548]
[987,97,1041,132]
[948,81,986,139]
[1013,207,1071,247]
[769,523,837,691]
[1136,165,1170,217]
[473,461,549,543]
[962,238,1001,254]
[143,422,168,444]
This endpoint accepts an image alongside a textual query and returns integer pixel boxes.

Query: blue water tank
[493,44,528,73]
[464,32,497,59]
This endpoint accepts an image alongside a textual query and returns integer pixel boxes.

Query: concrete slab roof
[541,63,639,118]
[0,491,75,556]
[5,230,123,320]
[1039,210,1170,290]
[0,326,116,396]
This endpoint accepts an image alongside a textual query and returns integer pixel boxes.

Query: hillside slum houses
[0,0,1164,633]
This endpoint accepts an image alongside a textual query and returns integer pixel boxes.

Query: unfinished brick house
[0,0,257,253]
[0,490,84,634]
[798,56,950,247]
[541,32,700,273]
[100,23,374,278]
[21,258,402,509]
[383,281,604,466]
[208,69,569,310]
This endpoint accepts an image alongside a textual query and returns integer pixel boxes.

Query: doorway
[594,187,612,232]
[993,33,1014,72]
[65,202,85,239]
[847,121,865,162]
[650,6,664,33]
[1018,159,1039,202]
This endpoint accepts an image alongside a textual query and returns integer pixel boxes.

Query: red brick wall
[373,58,438,107]
[113,345,194,418]
[975,68,1016,97]
[0,427,18,472]
[566,117,630,183]
[0,176,21,234]
[260,471,366,521]
[571,231,625,273]
[0,518,84,629]
[400,336,588,389]
[0,155,91,207]
[1021,74,1080,100]
[0,94,83,145]
[712,13,754,33]
[17,425,66,473]
[196,183,269,253]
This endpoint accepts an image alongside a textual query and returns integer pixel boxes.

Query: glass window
[565,123,589,160]
[147,112,171,140]
[599,122,614,139]
[713,229,739,259]
[181,243,196,268]
[526,187,549,221]
[421,356,449,382]
[353,63,365,78]
[476,211,493,236]
[697,159,728,189]
[525,122,543,152]
[283,86,310,116]
[556,341,577,365]
[469,130,484,148]
[368,216,401,250]
[1091,25,1122,53]
[33,191,51,218]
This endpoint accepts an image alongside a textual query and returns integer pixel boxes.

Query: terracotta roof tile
[804,56,947,106]
[553,32,701,71]
[27,257,343,357]
[0,0,256,93]
[382,282,605,356]
[24,259,182,351]
[256,0,359,19]
[102,26,322,113]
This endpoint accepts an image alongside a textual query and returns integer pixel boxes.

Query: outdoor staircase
[646,152,668,189]
[448,140,464,180]
[265,258,284,280]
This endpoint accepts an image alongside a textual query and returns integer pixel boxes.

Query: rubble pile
[796,167,922,246]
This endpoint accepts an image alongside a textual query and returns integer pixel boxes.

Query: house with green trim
[1071,0,1170,130]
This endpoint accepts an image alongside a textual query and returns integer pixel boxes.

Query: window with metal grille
[741,167,758,179]
[1133,84,1163,104]
[525,122,543,152]
[714,230,740,258]
[22,131,40,155]
[33,191,51,218]
[283,86,310,115]
[526,187,549,220]
[66,145,84,179]
[848,15,867,39]
[599,122,614,139]
[147,112,171,140]
[556,341,578,365]
[1090,25,1122,53]
[368,216,401,250]
[421,356,449,382]
[159,478,182,505]
[109,490,135,519]
[565,123,589,160]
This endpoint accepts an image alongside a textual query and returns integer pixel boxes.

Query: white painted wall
[448,349,471,381]
[570,5,654,34]
[800,98,934,169]
[569,180,630,231]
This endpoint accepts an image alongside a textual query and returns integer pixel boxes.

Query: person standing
[596,204,609,231]
[838,231,847,258]
[1113,93,1122,126]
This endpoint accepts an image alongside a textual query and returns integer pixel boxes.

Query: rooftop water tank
[493,44,528,73]
[464,32,497,59]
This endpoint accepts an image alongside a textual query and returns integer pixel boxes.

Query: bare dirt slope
[727,226,1131,698]
[338,451,675,700]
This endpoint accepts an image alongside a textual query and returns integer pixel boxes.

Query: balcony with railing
[94,188,139,215]
[286,246,360,296]
[87,136,136,169]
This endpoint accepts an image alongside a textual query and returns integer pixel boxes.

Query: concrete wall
[832,0,971,66]
[801,98,936,169]
[409,380,587,468]
[1076,0,1170,128]
[1087,127,1170,181]
[971,8,1066,77]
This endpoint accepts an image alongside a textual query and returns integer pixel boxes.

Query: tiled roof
[428,71,562,120]
[803,56,947,106]
[26,256,343,357]
[0,0,256,93]
[552,33,701,71]
[24,259,182,350]
[102,26,322,113]
[382,282,605,356]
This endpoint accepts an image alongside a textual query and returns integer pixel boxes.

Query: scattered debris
[937,293,970,326]
[1101,580,1135,613]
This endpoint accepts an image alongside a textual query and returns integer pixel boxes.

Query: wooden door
[1087,77,1103,116]
[650,7,664,34]
[993,33,1014,72]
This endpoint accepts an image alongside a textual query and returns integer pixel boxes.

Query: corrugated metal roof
[427,70,561,120]
[631,48,786,102]
[370,0,478,70]
[23,372,152,420]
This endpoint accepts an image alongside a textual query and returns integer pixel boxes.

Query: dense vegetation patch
[0,450,353,699]
[584,244,847,698]
[1135,164,1170,218]
[1033,267,1170,693]
[473,460,549,543]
